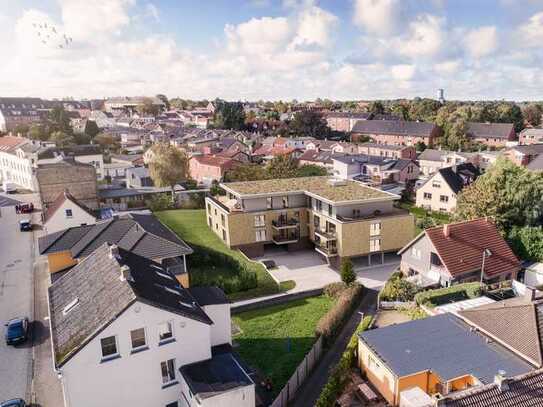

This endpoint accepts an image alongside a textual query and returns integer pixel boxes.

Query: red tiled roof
[252,145,299,157]
[191,154,237,169]
[44,190,97,223]
[425,218,521,278]
[0,136,27,152]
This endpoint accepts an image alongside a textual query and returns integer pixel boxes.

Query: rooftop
[44,190,98,223]
[351,119,438,137]
[220,176,395,204]
[467,122,515,139]
[359,313,533,383]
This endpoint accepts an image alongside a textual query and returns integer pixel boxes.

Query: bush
[316,283,364,343]
[415,282,482,307]
[508,226,543,262]
[315,316,373,407]
[340,258,356,285]
[323,282,347,298]
[380,273,418,302]
[147,194,174,211]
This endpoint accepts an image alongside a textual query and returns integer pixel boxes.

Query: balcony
[314,229,337,241]
[272,232,300,245]
[272,217,299,229]
[315,244,338,257]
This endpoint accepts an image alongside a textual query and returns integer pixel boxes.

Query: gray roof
[49,244,212,367]
[526,154,543,171]
[360,142,409,151]
[467,122,515,139]
[38,144,102,160]
[98,186,171,199]
[351,120,438,137]
[359,313,533,383]
[418,148,447,161]
[38,213,192,261]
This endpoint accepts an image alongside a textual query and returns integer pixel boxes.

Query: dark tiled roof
[49,244,212,367]
[467,122,515,139]
[459,300,543,366]
[351,120,438,137]
[437,163,479,194]
[360,142,409,151]
[44,190,97,223]
[418,148,447,161]
[38,214,192,260]
[188,287,230,306]
[441,368,543,406]
[359,313,533,383]
[425,218,521,278]
[180,353,253,399]
[298,149,338,164]
[526,154,543,171]
[508,144,543,155]
[38,144,102,159]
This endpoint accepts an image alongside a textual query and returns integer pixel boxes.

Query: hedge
[380,272,418,302]
[316,283,364,345]
[315,316,374,407]
[414,282,482,307]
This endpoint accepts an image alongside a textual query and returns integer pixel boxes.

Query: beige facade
[415,172,458,213]
[206,177,414,263]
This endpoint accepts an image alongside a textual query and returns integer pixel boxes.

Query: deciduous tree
[289,110,329,139]
[148,143,190,198]
[267,154,299,179]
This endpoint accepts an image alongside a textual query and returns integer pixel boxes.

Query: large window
[423,192,432,200]
[266,197,273,209]
[254,214,265,227]
[161,359,176,385]
[158,321,174,342]
[100,335,118,359]
[255,229,267,242]
[313,215,320,229]
[130,328,146,350]
[370,222,381,237]
[370,238,381,252]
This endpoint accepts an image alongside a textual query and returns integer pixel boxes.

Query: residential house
[104,96,165,116]
[89,110,116,129]
[126,167,154,188]
[332,155,420,185]
[103,154,143,179]
[325,112,372,132]
[398,218,521,287]
[189,155,239,186]
[205,176,414,267]
[0,136,37,190]
[38,213,193,285]
[502,143,543,172]
[48,243,253,407]
[305,140,358,154]
[37,144,105,180]
[351,120,441,147]
[358,142,417,160]
[466,122,516,148]
[519,128,543,145]
[0,97,50,132]
[98,185,173,211]
[251,144,303,163]
[415,163,479,213]
[417,149,488,177]
[298,149,338,170]
[36,159,99,210]
[358,313,533,406]
[43,191,99,234]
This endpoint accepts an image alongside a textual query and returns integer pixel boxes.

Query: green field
[233,296,335,395]
[156,209,291,301]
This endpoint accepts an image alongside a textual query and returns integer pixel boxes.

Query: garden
[156,209,292,301]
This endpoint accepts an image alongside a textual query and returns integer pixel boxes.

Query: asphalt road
[0,203,34,402]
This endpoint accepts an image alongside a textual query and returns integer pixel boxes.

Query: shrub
[415,282,482,307]
[323,282,347,298]
[147,194,174,212]
[380,273,418,302]
[508,226,543,262]
[316,283,364,343]
[340,258,356,286]
[315,316,373,407]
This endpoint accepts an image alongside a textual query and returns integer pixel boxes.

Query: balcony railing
[272,218,300,229]
[206,194,232,213]
[315,229,337,241]
[315,245,338,257]
[272,232,300,245]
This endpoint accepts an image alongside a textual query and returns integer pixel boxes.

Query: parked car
[0,399,26,407]
[16,203,34,214]
[19,220,31,232]
[4,317,30,345]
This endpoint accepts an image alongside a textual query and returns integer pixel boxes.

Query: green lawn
[156,209,289,301]
[233,296,335,395]
[398,201,451,235]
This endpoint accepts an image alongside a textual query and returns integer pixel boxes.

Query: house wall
[415,172,458,213]
[176,274,190,288]
[47,251,78,274]
[399,235,436,276]
[179,374,255,407]
[201,304,232,347]
[358,339,397,405]
[397,371,441,405]
[0,150,35,190]
[44,201,97,234]
[61,301,212,407]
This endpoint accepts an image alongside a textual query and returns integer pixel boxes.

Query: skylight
[163,286,181,296]
[62,298,79,315]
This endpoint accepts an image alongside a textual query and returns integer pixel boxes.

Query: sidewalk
[290,289,378,407]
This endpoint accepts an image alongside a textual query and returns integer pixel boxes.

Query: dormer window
[62,298,79,315]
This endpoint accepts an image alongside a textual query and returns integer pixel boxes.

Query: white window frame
[370,222,381,237]
[254,214,265,227]
[130,327,147,351]
[255,229,267,242]
[370,238,381,252]
[100,335,119,360]
[158,321,174,343]
[411,247,421,260]
[161,358,177,386]
[65,208,73,218]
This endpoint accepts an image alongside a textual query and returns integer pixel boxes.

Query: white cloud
[434,59,461,75]
[464,26,498,58]
[145,3,160,22]
[291,5,338,48]
[390,64,416,81]
[225,17,292,55]
[517,12,543,48]
[353,0,400,36]
[398,14,445,58]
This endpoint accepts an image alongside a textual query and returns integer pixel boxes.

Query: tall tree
[213,100,246,130]
[137,97,161,116]
[368,101,385,114]
[522,104,542,127]
[266,154,299,179]
[455,159,543,232]
[84,120,100,139]
[50,131,74,147]
[48,106,72,134]
[495,102,524,132]
[28,124,48,141]
[156,94,170,110]
[223,164,268,182]
[289,110,329,139]
[148,143,190,198]
[297,164,328,177]
[94,133,119,151]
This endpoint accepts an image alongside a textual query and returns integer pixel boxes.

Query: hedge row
[315,316,374,407]
[414,282,482,307]
[316,283,364,345]
[379,272,419,302]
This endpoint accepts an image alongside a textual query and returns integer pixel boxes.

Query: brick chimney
[443,224,450,238]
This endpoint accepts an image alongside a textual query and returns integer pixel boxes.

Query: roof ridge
[426,217,489,231]
[41,228,71,253]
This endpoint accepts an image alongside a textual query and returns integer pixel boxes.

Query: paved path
[0,203,34,402]
[291,289,378,407]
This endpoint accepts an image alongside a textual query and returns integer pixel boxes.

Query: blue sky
[1,0,543,101]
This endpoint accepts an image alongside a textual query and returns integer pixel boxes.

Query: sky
[1,0,543,101]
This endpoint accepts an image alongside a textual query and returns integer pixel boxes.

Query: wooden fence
[269,335,324,407]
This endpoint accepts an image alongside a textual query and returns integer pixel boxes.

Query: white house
[0,136,38,190]
[43,191,98,234]
[48,243,254,407]
[37,145,105,180]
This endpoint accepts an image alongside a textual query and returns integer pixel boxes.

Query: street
[0,201,34,402]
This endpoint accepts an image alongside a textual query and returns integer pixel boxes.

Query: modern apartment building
[205,176,415,267]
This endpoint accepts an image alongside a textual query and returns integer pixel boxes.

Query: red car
[16,203,33,214]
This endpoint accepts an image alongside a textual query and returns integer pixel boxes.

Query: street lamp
[480,248,492,286]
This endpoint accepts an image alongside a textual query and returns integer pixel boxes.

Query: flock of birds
[32,21,73,49]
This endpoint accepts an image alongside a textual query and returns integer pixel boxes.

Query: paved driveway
[0,201,34,402]
[256,247,341,292]
[355,260,400,289]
